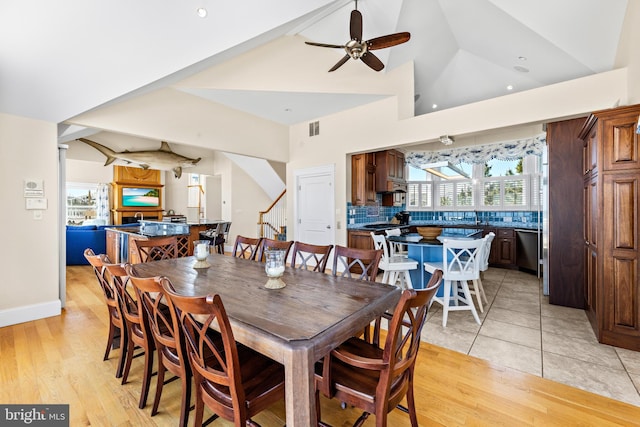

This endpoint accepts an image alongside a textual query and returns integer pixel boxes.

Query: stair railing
[258,190,286,240]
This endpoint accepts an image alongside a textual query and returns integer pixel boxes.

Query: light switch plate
[25,198,47,210]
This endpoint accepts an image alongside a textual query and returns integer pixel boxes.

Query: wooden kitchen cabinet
[375,149,406,193]
[351,153,376,206]
[483,227,515,267]
[347,229,375,251]
[375,149,405,183]
[578,103,640,351]
[547,117,586,309]
[494,228,516,266]
[106,229,119,263]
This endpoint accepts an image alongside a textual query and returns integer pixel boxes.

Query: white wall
[286,68,630,247]
[0,113,60,326]
[615,0,640,103]
[66,158,113,183]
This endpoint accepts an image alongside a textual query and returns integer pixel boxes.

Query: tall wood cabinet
[578,104,640,351]
[351,153,376,206]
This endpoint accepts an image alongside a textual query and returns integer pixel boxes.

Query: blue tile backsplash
[347,195,539,229]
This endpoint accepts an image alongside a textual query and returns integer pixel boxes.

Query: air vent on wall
[309,121,319,137]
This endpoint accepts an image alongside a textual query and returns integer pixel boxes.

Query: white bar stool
[468,232,494,312]
[424,237,484,326]
[371,233,417,289]
[384,228,408,257]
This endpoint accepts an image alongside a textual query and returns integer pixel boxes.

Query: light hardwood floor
[0,265,639,426]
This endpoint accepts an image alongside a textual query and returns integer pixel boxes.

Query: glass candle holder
[193,240,210,269]
[264,249,286,289]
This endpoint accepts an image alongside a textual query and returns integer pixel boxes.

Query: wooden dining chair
[133,236,178,263]
[291,241,333,273]
[104,262,155,409]
[125,266,192,427]
[84,248,127,379]
[162,281,286,427]
[231,235,262,260]
[315,269,444,427]
[331,245,382,282]
[255,237,294,263]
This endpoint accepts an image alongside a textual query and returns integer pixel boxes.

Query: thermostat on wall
[24,179,44,197]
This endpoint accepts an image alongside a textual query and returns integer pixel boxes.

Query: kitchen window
[407,182,433,209]
[407,155,539,211]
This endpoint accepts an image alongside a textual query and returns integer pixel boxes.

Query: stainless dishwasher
[515,229,540,274]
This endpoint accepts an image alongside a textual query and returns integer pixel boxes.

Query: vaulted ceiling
[0,0,629,140]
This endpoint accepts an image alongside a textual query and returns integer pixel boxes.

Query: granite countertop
[387,227,483,245]
[105,226,189,237]
[348,221,540,231]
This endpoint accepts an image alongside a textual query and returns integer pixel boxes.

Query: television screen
[122,187,160,207]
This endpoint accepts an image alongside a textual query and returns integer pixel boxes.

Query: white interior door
[205,175,222,220]
[295,165,335,246]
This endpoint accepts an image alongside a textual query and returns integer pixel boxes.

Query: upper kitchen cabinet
[375,149,406,192]
[351,152,377,206]
[578,103,640,352]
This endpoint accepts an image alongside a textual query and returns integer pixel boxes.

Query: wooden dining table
[132,253,401,426]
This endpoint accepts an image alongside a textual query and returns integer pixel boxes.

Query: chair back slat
[383,270,443,379]
[480,232,495,272]
[126,267,181,358]
[442,238,484,281]
[332,245,382,282]
[84,249,118,306]
[162,284,248,421]
[256,238,294,263]
[291,242,333,273]
[104,263,139,324]
[370,233,391,263]
[134,236,178,263]
[232,236,262,260]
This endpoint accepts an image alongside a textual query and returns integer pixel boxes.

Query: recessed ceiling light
[284,108,292,112]
[196,8,208,18]
[432,104,438,109]
[513,65,529,73]
[518,56,527,61]
[507,85,514,90]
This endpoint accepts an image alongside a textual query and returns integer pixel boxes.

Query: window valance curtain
[96,183,111,224]
[405,134,546,168]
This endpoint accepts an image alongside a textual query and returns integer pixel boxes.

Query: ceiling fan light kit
[305,1,410,72]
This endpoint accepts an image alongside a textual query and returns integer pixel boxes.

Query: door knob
[326,225,331,229]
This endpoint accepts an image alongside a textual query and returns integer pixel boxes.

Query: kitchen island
[106,220,225,263]
[387,228,483,289]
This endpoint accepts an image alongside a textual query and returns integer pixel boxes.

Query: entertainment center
[111,165,163,224]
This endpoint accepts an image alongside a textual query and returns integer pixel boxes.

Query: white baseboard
[0,300,62,327]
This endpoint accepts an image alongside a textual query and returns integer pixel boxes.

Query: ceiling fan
[305,0,410,72]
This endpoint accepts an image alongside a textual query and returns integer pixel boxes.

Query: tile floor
[419,267,640,407]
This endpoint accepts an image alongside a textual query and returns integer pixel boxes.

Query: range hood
[422,161,469,180]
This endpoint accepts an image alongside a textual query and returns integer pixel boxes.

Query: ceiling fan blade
[329,54,351,72]
[367,32,411,50]
[305,41,346,49]
[350,9,363,40]
[361,52,384,71]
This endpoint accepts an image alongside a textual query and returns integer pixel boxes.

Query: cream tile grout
[425,267,640,406]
